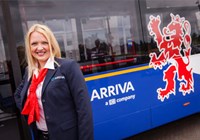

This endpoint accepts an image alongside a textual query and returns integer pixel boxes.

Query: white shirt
[31,58,55,131]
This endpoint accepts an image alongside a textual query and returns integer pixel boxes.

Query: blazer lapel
[42,58,62,96]
[42,69,57,95]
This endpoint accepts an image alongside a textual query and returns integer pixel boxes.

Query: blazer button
[42,99,45,103]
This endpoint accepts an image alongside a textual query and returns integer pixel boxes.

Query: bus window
[18,0,148,75]
[80,14,149,74]
[140,0,200,55]
[0,23,16,117]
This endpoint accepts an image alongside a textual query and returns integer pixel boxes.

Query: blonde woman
[14,24,93,140]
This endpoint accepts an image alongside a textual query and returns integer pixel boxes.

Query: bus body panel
[86,61,200,139]
[151,94,200,128]
[94,109,151,140]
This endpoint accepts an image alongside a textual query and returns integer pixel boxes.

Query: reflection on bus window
[80,15,148,74]
[18,0,200,75]
[0,25,16,118]
[19,0,149,75]
[0,29,9,80]
[144,1,200,56]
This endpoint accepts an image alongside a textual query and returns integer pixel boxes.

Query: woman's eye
[31,42,37,46]
[42,41,48,45]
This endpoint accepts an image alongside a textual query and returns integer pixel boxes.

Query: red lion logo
[148,13,194,102]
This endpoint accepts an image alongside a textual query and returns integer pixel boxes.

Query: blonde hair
[25,24,61,79]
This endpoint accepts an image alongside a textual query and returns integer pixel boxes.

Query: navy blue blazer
[14,58,94,140]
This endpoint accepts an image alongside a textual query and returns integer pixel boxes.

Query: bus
[1,0,200,139]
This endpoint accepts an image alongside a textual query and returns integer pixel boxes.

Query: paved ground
[126,113,200,140]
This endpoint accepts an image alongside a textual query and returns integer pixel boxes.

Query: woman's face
[30,31,51,68]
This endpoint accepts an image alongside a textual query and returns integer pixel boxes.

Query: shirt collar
[33,57,55,76]
[44,57,55,70]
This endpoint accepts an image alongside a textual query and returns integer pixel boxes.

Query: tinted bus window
[18,0,148,75]
[140,0,200,55]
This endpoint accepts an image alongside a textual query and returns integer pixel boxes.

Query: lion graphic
[148,13,194,101]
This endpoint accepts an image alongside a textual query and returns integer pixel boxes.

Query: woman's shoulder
[55,58,81,76]
[55,57,75,64]
[55,58,78,68]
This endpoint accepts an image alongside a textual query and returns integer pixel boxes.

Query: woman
[14,24,94,140]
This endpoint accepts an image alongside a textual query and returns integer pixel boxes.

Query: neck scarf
[21,68,48,125]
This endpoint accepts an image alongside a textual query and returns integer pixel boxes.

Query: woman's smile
[30,31,50,68]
